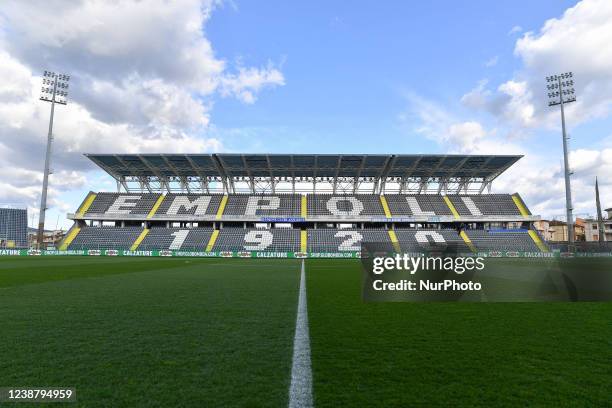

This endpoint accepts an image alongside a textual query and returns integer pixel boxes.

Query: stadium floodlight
[546,72,575,245]
[37,71,70,249]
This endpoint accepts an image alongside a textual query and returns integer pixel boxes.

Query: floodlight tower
[546,72,576,245]
[37,71,70,249]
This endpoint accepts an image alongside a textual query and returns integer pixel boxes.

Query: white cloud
[0,0,225,90]
[508,25,523,35]
[404,92,612,219]
[0,56,221,171]
[460,79,491,110]
[447,122,487,152]
[86,76,213,128]
[570,148,612,178]
[220,63,285,104]
[403,1,612,219]
[461,79,537,132]
[0,52,32,102]
[405,93,514,155]
[497,80,536,127]
[455,0,612,217]
[0,0,285,220]
[464,0,612,132]
[514,0,612,124]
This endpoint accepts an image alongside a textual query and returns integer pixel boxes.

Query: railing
[68,212,540,223]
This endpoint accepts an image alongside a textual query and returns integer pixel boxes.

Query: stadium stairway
[511,193,531,217]
[301,230,307,252]
[528,230,549,252]
[387,230,401,252]
[130,229,150,250]
[443,196,461,219]
[147,195,166,219]
[58,225,81,250]
[76,192,97,217]
[459,230,477,252]
[216,196,228,220]
[206,230,220,251]
[301,195,307,218]
[380,196,392,218]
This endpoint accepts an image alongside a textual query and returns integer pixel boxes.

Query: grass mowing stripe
[0,257,198,288]
[289,260,313,408]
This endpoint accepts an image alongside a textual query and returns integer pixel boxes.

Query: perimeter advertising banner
[2,248,611,259]
[0,249,360,258]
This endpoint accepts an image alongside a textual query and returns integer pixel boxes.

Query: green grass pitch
[0,257,610,407]
[307,259,612,407]
[0,257,300,407]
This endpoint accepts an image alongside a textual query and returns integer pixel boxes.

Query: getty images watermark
[371,253,485,292]
[360,242,612,302]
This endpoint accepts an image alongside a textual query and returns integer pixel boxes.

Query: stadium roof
[86,153,520,179]
[85,153,522,193]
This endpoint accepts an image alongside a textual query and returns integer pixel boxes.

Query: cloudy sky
[0,0,611,229]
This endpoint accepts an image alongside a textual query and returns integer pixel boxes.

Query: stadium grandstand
[58,153,549,256]
[0,207,28,249]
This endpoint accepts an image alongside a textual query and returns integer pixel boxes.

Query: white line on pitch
[288,260,313,408]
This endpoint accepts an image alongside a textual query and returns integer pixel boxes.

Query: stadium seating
[68,226,144,249]
[307,194,386,218]
[384,195,453,217]
[67,152,544,255]
[138,228,214,250]
[211,228,301,252]
[84,193,161,216]
[223,194,301,217]
[78,192,530,219]
[153,194,223,218]
[307,229,391,252]
[447,194,526,217]
[465,229,540,252]
[0,208,28,248]
[394,229,469,252]
[64,225,545,253]
[66,190,544,254]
